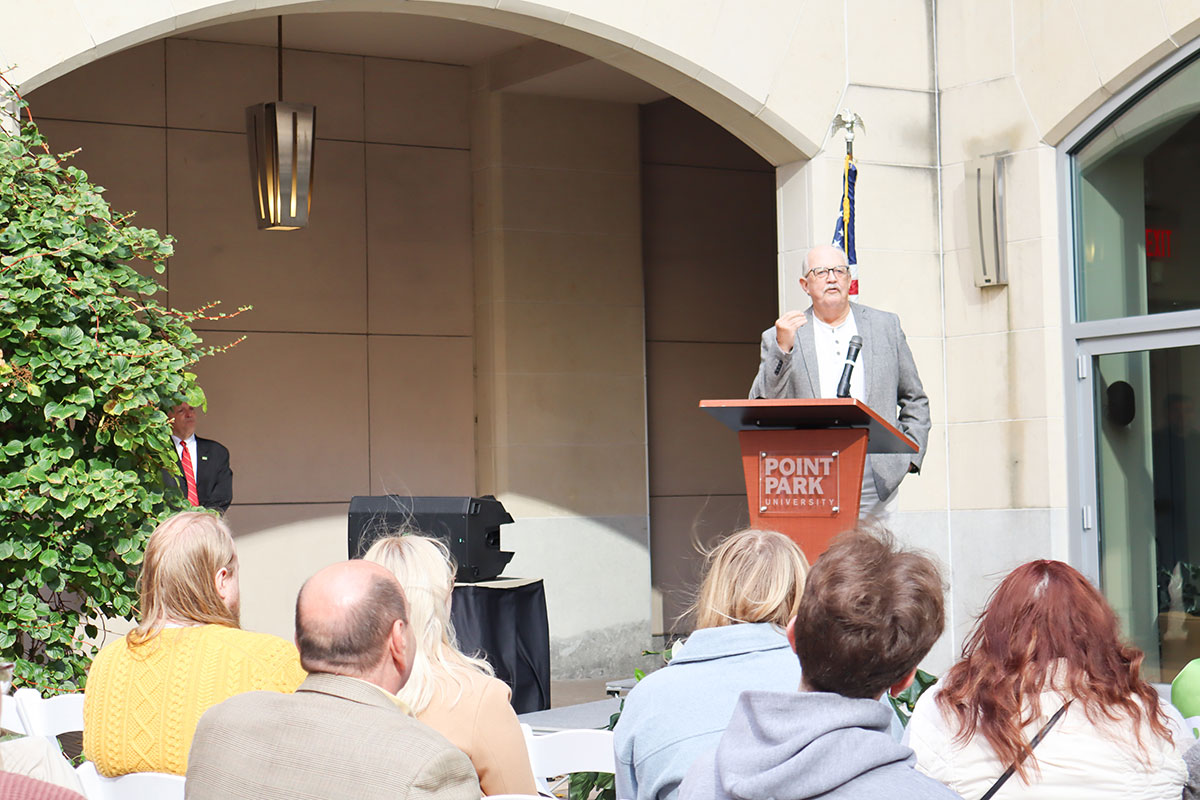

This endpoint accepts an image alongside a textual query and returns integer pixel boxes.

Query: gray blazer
[185,673,481,800]
[749,303,930,500]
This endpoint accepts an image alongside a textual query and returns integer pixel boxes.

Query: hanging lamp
[246,16,316,230]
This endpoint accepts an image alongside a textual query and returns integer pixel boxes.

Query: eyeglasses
[807,266,850,279]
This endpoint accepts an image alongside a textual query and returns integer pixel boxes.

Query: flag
[831,154,858,296]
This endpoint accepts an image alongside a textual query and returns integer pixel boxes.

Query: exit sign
[1147,228,1173,258]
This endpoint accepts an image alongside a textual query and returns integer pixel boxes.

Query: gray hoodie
[679,690,961,800]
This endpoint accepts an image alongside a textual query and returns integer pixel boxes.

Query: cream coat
[906,683,1188,800]
[416,670,536,796]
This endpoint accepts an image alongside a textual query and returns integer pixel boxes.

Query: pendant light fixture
[246,16,316,231]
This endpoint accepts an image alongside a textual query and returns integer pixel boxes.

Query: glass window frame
[1062,36,1200,587]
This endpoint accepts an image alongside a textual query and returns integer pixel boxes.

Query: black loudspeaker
[1107,380,1136,427]
[347,495,515,583]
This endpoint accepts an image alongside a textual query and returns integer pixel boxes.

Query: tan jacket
[185,673,481,800]
[417,670,537,796]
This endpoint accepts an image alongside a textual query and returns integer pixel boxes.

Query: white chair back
[0,691,24,734]
[524,725,616,778]
[1186,714,1200,738]
[77,761,186,800]
[14,687,85,749]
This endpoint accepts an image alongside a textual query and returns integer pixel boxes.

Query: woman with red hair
[907,560,1189,799]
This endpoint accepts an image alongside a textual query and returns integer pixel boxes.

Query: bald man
[750,244,930,518]
[185,561,481,800]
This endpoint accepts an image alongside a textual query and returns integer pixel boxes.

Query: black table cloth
[451,577,551,713]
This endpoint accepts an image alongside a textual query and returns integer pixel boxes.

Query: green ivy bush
[0,89,242,693]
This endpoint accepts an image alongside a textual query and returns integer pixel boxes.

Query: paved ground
[550,678,611,708]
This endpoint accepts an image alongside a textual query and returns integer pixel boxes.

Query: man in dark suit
[185,560,481,800]
[166,403,232,513]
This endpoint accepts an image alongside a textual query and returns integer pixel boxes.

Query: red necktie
[180,442,199,506]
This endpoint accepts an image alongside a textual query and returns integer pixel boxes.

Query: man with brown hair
[679,527,960,800]
[184,560,480,800]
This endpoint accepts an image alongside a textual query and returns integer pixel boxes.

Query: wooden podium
[700,398,918,559]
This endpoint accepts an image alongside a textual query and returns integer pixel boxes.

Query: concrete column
[471,77,651,678]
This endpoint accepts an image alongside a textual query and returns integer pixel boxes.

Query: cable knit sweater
[83,624,306,777]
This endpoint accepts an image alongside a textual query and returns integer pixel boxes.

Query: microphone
[836,335,863,398]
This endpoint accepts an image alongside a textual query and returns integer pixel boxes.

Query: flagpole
[831,108,864,157]
[830,109,864,297]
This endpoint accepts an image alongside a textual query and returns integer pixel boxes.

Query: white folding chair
[0,691,25,734]
[523,724,616,780]
[76,761,186,800]
[13,687,85,752]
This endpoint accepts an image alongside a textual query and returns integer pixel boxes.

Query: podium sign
[702,399,916,559]
[757,450,840,516]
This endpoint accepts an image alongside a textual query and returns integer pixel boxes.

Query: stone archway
[3,0,818,166]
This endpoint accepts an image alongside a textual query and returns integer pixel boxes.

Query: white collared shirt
[812,310,865,401]
[171,433,198,476]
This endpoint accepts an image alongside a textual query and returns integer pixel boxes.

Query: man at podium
[750,244,929,518]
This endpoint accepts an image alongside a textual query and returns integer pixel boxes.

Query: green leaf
[40,567,62,590]
[43,402,73,421]
[22,495,48,514]
[184,385,206,408]
[66,386,94,405]
[48,325,86,348]
[38,549,59,567]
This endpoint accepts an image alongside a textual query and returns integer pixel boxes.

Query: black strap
[979,703,1069,800]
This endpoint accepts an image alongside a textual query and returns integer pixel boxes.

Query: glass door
[1086,341,1200,681]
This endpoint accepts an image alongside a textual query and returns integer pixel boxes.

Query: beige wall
[640,99,776,633]
[471,82,652,675]
[29,37,477,643]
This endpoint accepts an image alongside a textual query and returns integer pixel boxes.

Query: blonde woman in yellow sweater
[83,512,306,776]
[365,534,538,796]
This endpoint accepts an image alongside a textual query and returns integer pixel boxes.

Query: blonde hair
[363,534,494,713]
[128,511,239,646]
[692,528,809,629]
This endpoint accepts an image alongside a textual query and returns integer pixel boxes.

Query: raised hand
[774,310,808,354]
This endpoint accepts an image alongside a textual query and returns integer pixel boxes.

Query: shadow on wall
[221,497,656,680]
